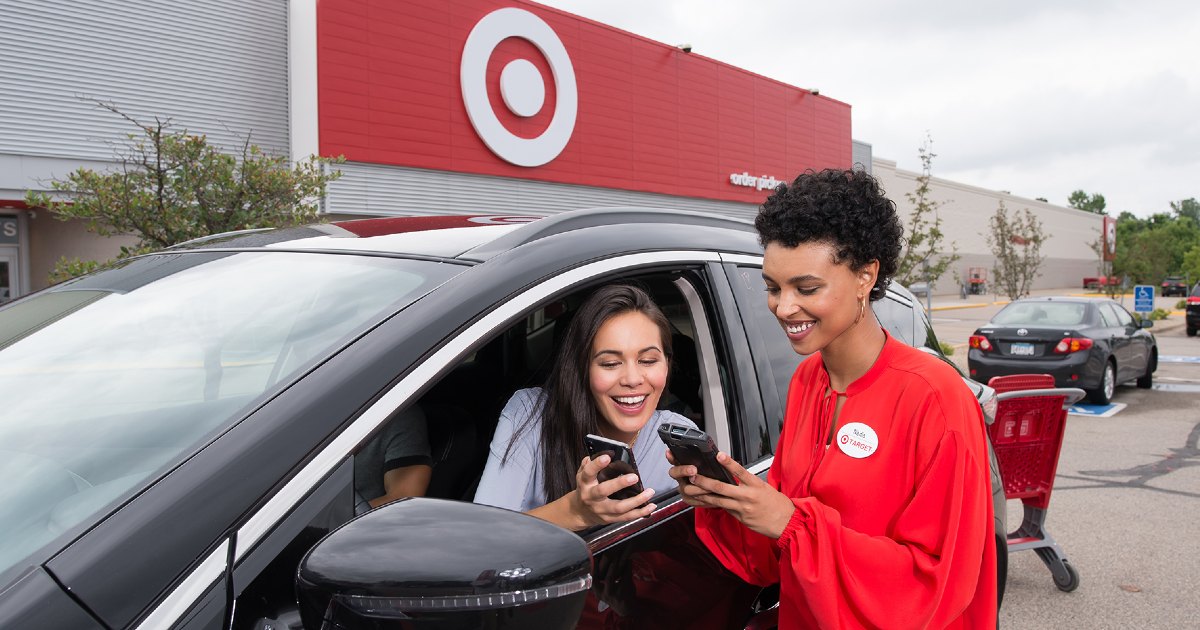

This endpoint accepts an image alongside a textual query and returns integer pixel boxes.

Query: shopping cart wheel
[1053,560,1080,592]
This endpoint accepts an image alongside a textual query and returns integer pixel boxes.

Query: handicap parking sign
[1133,285,1155,313]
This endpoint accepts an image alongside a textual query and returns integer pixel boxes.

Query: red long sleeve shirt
[696,333,997,629]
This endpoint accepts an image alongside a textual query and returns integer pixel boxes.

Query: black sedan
[0,209,1005,629]
[1161,276,1188,298]
[968,297,1156,404]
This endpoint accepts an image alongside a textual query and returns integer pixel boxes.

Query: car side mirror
[1141,319,1153,328]
[296,497,592,630]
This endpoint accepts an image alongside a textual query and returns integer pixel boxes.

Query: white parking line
[1159,355,1200,364]
[1152,383,1200,393]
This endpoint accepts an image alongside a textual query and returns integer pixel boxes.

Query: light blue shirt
[473,388,697,512]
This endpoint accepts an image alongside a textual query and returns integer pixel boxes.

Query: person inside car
[353,405,432,512]
[474,283,697,531]
[669,169,997,628]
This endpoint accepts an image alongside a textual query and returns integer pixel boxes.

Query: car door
[1099,302,1136,381]
[1109,302,1148,379]
[572,263,775,629]
[192,250,773,630]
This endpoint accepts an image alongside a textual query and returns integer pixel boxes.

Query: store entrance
[0,246,18,303]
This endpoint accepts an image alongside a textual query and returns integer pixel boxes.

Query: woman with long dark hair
[474,284,696,531]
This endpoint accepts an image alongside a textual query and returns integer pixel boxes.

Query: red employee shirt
[696,332,997,629]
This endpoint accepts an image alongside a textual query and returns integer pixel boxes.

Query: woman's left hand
[677,451,795,539]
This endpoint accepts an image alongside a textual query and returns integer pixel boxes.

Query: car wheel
[1088,360,1115,404]
[1188,326,1197,337]
[995,532,1008,609]
[1136,350,1156,389]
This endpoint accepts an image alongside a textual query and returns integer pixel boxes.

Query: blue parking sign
[1133,285,1155,313]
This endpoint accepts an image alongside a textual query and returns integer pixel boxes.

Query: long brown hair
[508,283,672,503]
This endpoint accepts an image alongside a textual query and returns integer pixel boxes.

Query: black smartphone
[584,434,645,500]
[656,422,735,484]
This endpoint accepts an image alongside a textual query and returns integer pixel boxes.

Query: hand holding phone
[657,422,735,484]
[584,434,645,500]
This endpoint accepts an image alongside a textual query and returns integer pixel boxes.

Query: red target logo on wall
[460,8,578,167]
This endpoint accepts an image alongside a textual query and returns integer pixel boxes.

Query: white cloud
[538,0,1200,216]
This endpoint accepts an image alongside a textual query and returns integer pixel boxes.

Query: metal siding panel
[326,162,759,221]
[0,0,289,161]
[852,141,873,173]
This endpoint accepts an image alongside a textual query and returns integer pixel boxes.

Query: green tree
[1067,190,1107,215]
[1182,244,1200,288]
[985,201,1046,300]
[1114,216,1200,283]
[26,102,344,281]
[1171,198,1200,226]
[895,135,960,289]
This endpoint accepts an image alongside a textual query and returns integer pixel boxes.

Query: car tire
[995,532,1008,609]
[1188,326,1197,338]
[1088,360,1115,405]
[1136,350,1156,389]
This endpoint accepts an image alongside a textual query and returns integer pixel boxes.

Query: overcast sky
[538,0,1200,218]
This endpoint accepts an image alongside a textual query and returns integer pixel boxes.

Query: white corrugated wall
[326,162,762,220]
[0,0,289,161]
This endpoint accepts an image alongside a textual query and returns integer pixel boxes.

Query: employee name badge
[835,422,878,459]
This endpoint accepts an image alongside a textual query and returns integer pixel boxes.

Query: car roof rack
[460,206,756,261]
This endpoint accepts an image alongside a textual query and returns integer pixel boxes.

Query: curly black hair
[754,168,903,301]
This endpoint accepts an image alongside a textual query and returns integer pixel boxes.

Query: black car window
[410,269,723,507]
[1109,302,1136,327]
[1097,303,1117,327]
[993,301,1087,326]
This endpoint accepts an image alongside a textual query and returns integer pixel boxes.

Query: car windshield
[992,301,1088,326]
[0,251,457,578]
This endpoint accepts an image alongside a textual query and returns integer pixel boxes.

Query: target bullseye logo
[460,8,578,167]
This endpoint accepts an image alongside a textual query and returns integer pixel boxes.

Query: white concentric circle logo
[460,8,578,167]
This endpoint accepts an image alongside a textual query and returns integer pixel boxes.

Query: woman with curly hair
[669,169,997,628]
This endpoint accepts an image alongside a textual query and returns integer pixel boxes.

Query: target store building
[0,0,861,299]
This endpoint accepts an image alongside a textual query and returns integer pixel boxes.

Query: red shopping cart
[987,374,1086,592]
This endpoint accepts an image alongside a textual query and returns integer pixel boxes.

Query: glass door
[0,248,16,303]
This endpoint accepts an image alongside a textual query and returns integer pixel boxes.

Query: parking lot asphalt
[925,289,1200,629]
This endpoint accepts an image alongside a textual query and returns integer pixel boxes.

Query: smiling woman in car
[473,283,697,531]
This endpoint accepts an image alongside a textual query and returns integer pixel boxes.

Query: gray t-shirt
[473,388,697,512]
[354,405,432,502]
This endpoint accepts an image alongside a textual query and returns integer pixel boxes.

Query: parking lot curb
[930,300,1010,312]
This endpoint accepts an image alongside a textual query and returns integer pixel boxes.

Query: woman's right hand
[666,450,710,506]
[570,454,656,528]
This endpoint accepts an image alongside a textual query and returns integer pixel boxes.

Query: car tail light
[1162,282,1169,287]
[1053,338,1094,354]
[1188,297,1200,305]
[969,335,992,351]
